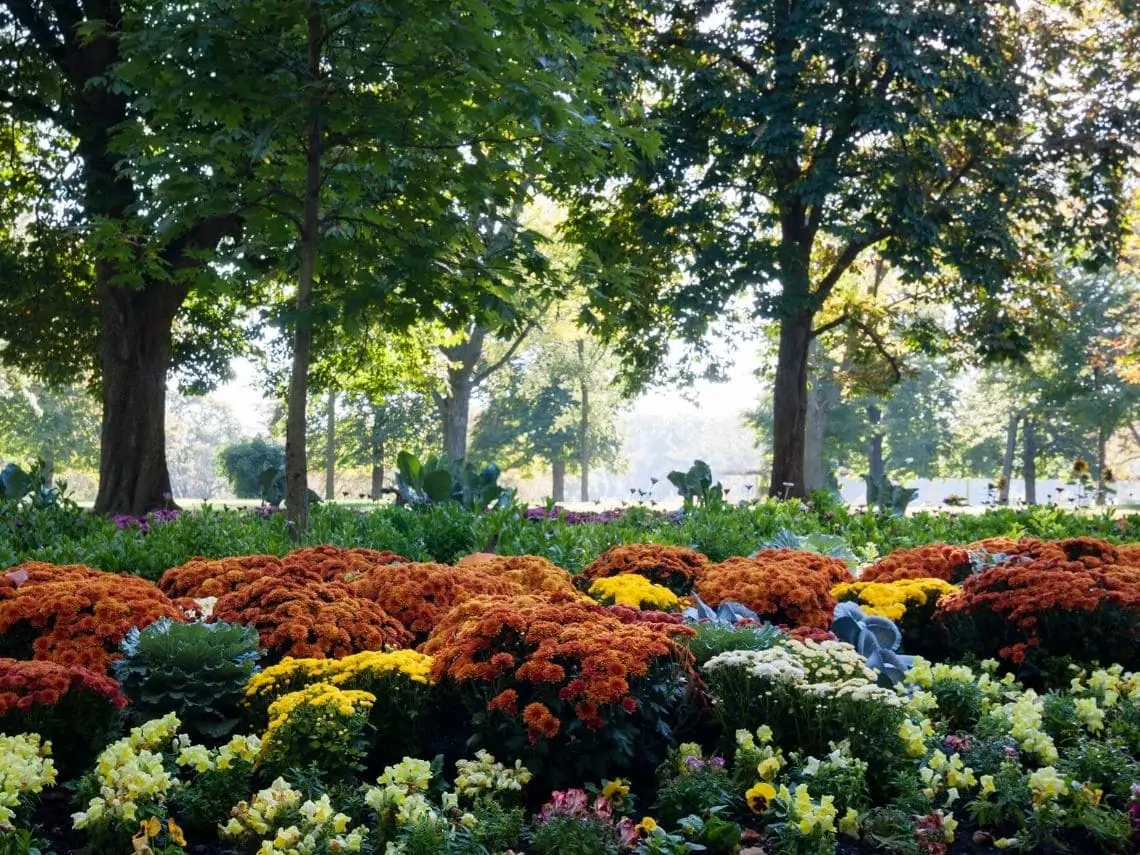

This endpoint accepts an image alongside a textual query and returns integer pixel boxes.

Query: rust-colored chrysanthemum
[694,556,836,630]
[582,544,709,595]
[1114,543,1140,568]
[859,544,975,584]
[456,553,578,595]
[935,558,1140,669]
[424,592,694,745]
[211,576,411,661]
[349,562,522,641]
[0,657,127,717]
[0,574,185,672]
[281,545,410,583]
[0,562,105,599]
[749,548,852,587]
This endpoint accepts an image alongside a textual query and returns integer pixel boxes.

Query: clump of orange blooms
[749,548,852,587]
[1115,543,1140,568]
[859,544,974,584]
[456,553,578,595]
[349,562,522,640]
[582,544,709,595]
[967,536,1122,569]
[0,573,185,672]
[695,556,837,629]
[1,562,106,600]
[211,576,411,661]
[936,557,1140,670]
[0,658,128,777]
[158,545,409,599]
[423,593,694,770]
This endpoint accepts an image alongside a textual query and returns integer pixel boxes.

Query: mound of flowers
[348,562,522,641]
[423,592,695,783]
[158,545,410,600]
[210,576,411,661]
[0,573,185,672]
[859,543,975,584]
[582,544,709,595]
[455,553,579,595]
[936,556,1140,671]
[695,556,837,629]
[751,548,853,587]
[0,658,127,776]
[1,561,106,598]
[588,574,680,611]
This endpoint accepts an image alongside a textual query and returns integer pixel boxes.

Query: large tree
[570,0,1134,498]
[0,0,249,514]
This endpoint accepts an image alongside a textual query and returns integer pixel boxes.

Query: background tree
[217,438,285,500]
[0,370,100,482]
[570,0,1132,499]
[165,392,242,500]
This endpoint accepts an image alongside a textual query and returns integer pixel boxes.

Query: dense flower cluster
[424,593,693,757]
[859,544,974,584]
[752,548,853,587]
[695,556,837,629]
[175,733,261,773]
[0,733,56,829]
[0,573,185,671]
[0,562,104,598]
[967,536,1123,568]
[582,544,709,595]
[588,574,680,610]
[158,546,409,600]
[0,657,127,718]
[455,553,578,595]
[348,562,521,640]
[244,649,434,720]
[935,558,1140,667]
[72,713,182,830]
[832,578,958,621]
[223,777,368,853]
[211,576,411,661]
[453,749,533,798]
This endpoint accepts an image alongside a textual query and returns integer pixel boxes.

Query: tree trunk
[551,456,566,502]
[803,367,836,494]
[93,281,185,514]
[769,309,815,499]
[1023,417,1037,505]
[1095,427,1108,506]
[324,388,336,501]
[578,339,590,501]
[284,2,324,535]
[40,448,54,489]
[370,405,384,500]
[866,403,884,505]
[439,373,473,461]
[998,413,1018,505]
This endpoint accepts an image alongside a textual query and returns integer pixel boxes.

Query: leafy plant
[667,460,724,509]
[394,450,510,511]
[863,474,919,515]
[113,619,261,742]
[830,602,913,686]
[759,528,859,572]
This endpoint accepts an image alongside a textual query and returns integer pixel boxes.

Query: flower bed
[4,534,1140,854]
[582,544,709,595]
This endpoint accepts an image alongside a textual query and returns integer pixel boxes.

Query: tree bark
[866,403,885,505]
[94,281,185,514]
[284,2,324,535]
[578,339,590,501]
[370,405,385,500]
[551,456,566,502]
[1023,417,1037,505]
[435,327,485,461]
[324,387,336,500]
[769,309,815,498]
[999,413,1018,505]
[1095,427,1109,506]
[803,367,836,494]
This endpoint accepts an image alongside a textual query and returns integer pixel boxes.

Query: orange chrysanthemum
[211,576,411,661]
[456,554,578,595]
[695,556,837,629]
[859,544,975,584]
[349,562,522,641]
[582,544,709,595]
[0,573,185,672]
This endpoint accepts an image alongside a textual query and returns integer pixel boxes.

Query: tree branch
[473,312,544,385]
[812,227,892,305]
[810,313,848,340]
[6,0,66,64]
[849,316,903,383]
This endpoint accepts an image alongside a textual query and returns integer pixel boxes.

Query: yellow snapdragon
[0,733,56,829]
[453,751,532,798]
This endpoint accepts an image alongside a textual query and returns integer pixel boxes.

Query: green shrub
[216,438,285,499]
[112,619,261,743]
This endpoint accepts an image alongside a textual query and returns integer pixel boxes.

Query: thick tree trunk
[93,281,185,514]
[551,456,566,502]
[324,388,336,501]
[998,413,1018,505]
[284,2,324,535]
[578,339,589,501]
[1023,417,1037,505]
[866,403,884,505]
[769,309,814,498]
[439,374,473,461]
